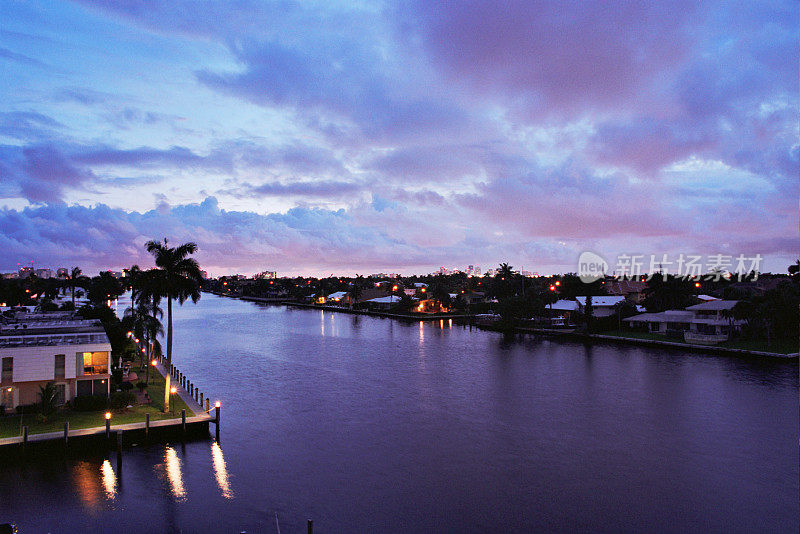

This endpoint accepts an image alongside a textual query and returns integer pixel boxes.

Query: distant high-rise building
[34,268,53,279]
[18,267,33,279]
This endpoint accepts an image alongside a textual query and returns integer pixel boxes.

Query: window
[1,357,12,384]
[82,352,108,375]
[1,387,11,407]
[54,354,65,379]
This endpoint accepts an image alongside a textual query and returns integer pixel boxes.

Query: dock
[0,360,216,449]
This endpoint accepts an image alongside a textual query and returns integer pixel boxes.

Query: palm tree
[347,282,363,309]
[68,267,82,309]
[145,239,203,412]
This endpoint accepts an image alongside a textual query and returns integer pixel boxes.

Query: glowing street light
[151,359,158,366]
[105,412,111,420]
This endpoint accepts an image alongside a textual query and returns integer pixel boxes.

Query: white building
[575,296,627,317]
[0,313,112,411]
[624,300,744,344]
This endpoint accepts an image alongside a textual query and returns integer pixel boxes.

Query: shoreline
[213,292,798,360]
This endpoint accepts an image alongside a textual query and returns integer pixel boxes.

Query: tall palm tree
[69,267,82,309]
[145,239,203,412]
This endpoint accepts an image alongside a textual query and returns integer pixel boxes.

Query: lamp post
[170,386,177,415]
[105,412,111,439]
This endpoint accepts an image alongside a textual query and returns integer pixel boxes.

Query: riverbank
[211,291,797,359]
[481,324,798,359]
[0,360,212,447]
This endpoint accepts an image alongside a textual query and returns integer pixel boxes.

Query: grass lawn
[598,330,798,354]
[0,365,194,439]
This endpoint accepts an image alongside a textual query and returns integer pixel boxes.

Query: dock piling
[64,421,69,447]
[200,392,204,407]
[145,413,150,439]
[181,409,186,435]
[105,417,111,439]
[215,404,220,442]
[22,425,28,451]
[308,519,313,534]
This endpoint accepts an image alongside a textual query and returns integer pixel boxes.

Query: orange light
[100,379,105,384]
[421,287,426,293]
[214,401,221,408]
[555,281,561,286]
[127,332,133,337]
[134,338,139,343]
[105,412,111,420]
[695,282,701,288]
[170,387,177,394]
[6,387,11,392]
[392,285,398,291]
[141,348,146,353]
[151,359,158,366]
[549,285,556,291]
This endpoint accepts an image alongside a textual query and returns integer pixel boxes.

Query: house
[575,296,627,317]
[363,295,403,310]
[323,291,350,305]
[624,300,743,343]
[548,299,581,323]
[414,298,449,314]
[0,313,112,411]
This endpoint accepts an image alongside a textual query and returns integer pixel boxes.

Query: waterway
[1,293,797,532]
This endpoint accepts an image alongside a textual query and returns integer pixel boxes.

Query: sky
[0,1,797,277]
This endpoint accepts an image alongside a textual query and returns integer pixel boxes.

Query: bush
[111,368,123,385]
[15,403,39,415]
[109,391,136,410]
[72,395,108,412]
[119,381,134,392]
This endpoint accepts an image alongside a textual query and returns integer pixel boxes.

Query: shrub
[72,395,108,412]
[111,369,123,385]
[109,391,136,410]
[119,381,134,392]
[15,403,39,415]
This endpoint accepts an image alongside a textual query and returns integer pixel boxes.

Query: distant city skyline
[1,2,796,277]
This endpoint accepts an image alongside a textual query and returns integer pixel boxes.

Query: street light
[170,386,177,414]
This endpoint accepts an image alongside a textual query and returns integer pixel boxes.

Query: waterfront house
[324,291,350,305]
[0,312,112,412]
[364,295,403,310]
[624,300,743,343]
[575,296,627,317]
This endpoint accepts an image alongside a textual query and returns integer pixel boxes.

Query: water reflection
[100,459,117,499]
[164,447,186,500]
[71,460,103,509]
[211,441,234,499]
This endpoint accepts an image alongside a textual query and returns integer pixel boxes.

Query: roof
[365,295,402,304]
[575,296,626,307]
[326,291,348,299]
[550,299,580,311]
[696,294,720,301]
[685,300,738,311]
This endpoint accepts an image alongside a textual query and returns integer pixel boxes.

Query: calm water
[1,293,797,533]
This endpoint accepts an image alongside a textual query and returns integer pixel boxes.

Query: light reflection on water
[100,459,117,499]
[211,442,234,499]
[164,447,186,500]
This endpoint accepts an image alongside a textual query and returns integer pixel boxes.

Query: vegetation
[144,239,203,412]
